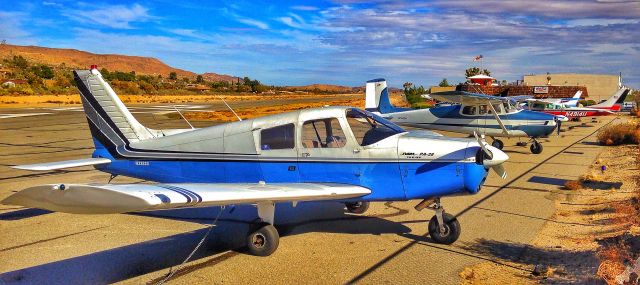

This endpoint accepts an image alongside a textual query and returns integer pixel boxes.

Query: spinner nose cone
[483,145,509,167]
[555,115,569,122]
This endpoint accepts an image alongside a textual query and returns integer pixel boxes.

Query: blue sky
[1,0,639,87]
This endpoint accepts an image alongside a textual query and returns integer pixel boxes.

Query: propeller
[473,131,508,179]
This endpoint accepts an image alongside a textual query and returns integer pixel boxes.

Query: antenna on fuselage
[173,105,195,130]
[217,95,242,121]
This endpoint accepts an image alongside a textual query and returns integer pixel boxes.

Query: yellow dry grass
[178,93,409,122]
[597,121,640,146]
[0,93,363,108]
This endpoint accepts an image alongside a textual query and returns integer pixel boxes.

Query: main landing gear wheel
[428,213,461,244]
[246,222,279,256]
[491,139,504,150]
[345,201,370,214]
[530,141,543,154]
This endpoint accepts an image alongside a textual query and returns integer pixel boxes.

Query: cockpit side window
[260,123,295,150]
[488,103,503,114]
[346,108,404,146]
[301,118,346,148]
[462,105,477,115]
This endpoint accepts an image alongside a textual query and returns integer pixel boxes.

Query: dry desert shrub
[597,245,630,284]
[581,172,607,183]
[597,122,640,146]
[563,180,583,190]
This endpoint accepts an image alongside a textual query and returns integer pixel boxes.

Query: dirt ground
[459,119,640,285]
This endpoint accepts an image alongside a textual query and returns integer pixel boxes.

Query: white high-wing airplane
[530,90,583,107]
[3,67,509,256]
[365,79,560,154]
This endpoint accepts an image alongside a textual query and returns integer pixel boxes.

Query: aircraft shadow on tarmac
[0,208,51,221]
[0,202,417,284]
[528,175,622,190]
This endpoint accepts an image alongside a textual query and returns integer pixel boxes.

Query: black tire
[530,142,543,154]
[491,139,504,150]
[345,201,370,214]
[428,213,461,245]
[246,223,279,256]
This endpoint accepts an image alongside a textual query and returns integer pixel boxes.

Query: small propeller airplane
[2,67,509,256]
[534,90,583,107]
[519,87,629,119]
[365,79,561,154]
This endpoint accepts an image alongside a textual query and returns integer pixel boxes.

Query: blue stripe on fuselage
[95,157,489,202]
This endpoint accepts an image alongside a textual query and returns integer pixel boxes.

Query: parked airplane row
[1,68,625,257]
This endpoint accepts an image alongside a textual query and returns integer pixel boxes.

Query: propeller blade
[473,131,493,160]
[557,120,562,136]
[492,164,507,179]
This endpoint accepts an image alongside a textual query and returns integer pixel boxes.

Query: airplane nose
[482,145,509,167]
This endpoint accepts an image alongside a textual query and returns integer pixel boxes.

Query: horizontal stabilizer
[12,158,111,171]
[1,183,371,214]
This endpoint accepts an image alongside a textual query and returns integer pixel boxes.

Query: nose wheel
[415,198,461,244]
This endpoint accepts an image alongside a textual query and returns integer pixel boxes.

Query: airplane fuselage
[381,105,557,138]
[92,130,490,202]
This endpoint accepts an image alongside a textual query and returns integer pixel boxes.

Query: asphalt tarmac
[0,103,617,284]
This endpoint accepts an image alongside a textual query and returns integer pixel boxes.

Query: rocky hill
[0,44,203,79]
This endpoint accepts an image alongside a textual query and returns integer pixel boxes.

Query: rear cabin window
[462,106,477,115]
[478,105,488,115]
[301,118,346,148]
[260,124,295,150]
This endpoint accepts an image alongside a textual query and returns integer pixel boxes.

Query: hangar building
[523,73,621,102]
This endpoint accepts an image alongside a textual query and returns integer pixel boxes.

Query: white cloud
[63,3,153,29]
[236,17,269,29]
[0,12,35,44]
[563,18,640,27]
[291,5,319,11]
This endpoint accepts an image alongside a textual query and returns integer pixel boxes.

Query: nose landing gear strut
[415,197,461,244]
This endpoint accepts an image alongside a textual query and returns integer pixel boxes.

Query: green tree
[438,78,451,87]
[465,67,491,78]
[169,72,177,80]
[196,75,204,83]
[10,55,29,69]
[100,68,110,79]
[31,65,55,79]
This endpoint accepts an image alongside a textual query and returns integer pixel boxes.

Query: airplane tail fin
[591,87,630,109]
[365,78,396,114]
[572,90,583,99]
[74,67,157,148]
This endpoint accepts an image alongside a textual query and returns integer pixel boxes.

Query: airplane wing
[430,91,510,105]
[12,158,111,171]
[508,95,533,102]
[1,183,371,214]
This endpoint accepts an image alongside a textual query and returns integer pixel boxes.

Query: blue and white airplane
[365,79,561,154]
[2,68,509,256]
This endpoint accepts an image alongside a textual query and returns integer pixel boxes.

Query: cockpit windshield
[346,108,405,146]
[504,99,522,112]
